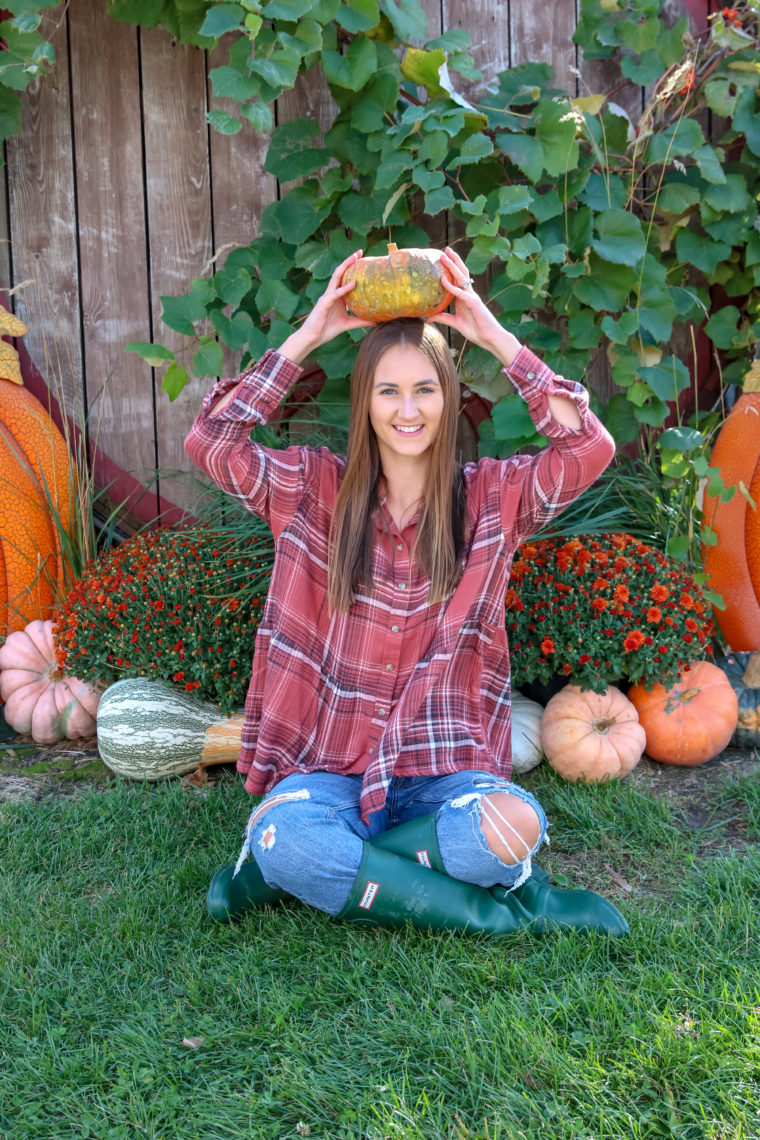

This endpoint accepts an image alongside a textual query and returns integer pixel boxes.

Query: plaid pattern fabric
[185,346,615,822]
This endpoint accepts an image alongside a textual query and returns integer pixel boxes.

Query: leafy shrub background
[124,0,760,574]
[7,0,760,580]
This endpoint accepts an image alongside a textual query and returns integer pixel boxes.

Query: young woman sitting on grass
[185,246,626,937]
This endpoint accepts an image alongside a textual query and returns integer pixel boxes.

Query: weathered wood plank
[510,0,579,92]
[442,0,511,89]
[0,164,11,301]
[140,25,213,517]
[207,37,275,383]
[5,7,81,420]
[68,4,158,519]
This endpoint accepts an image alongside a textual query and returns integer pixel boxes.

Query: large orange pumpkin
[341,243,453,322]
[628,660,738,766]
[0,327,75,633]
[701,364,760,650]
[540,684,646,783]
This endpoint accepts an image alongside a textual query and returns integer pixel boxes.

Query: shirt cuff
[503,345,590,437]
[201,349,304,424]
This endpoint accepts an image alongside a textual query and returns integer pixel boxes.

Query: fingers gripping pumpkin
[341,243,453,322]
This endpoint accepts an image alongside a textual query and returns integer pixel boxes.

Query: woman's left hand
[431,247,521,367]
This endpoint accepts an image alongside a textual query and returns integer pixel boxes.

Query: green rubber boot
[369,812,629,937]
[370,812,446,871]
[338,843,532,935]
[207,861,288,923]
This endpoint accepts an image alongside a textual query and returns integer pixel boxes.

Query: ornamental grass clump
[507,533,714,695]
[53,526,274,716]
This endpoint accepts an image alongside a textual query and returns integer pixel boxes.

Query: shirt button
[386,664,394,671]
[396,543,403,551]
[391,625,399,633]
[377,709,386,717]
[527,371,535,379]
[369,747,374,754]
[399,582,406,590]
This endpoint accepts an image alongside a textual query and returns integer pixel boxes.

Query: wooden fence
[0,0,707,523]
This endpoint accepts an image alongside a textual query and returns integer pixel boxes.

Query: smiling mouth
[393,425,423,434]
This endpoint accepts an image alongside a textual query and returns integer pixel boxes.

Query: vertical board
[0,164,10,303]
[510,0,579,91]
[5,6,81,420]
[68,4,157,518]
[207,37,275,382]
[442,0,511,88]
[140,25,214,517]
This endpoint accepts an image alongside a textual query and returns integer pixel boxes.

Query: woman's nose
[401,394,417,417]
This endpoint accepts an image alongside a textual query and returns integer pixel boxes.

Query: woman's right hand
[278,251,375,364]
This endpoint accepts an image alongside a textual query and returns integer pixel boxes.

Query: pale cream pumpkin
[540,684,646,783]
[0,618,101,744]
[511,691,544,774]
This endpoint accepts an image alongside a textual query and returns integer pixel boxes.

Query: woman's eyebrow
[373,377,440,388]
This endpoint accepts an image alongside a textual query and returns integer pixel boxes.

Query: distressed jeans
[235,770,549,915]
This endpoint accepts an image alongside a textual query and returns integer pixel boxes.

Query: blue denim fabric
[237,770,548,915]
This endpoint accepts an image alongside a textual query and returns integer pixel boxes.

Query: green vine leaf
[125,342,175,367]
[206,108,243,135]
[198,3,246,39]
[380,0,427,40]
[264,119,330,182]
[262,0,315,18]
[590,208,645,267]
[161,361,189,402]
[336,0,380,34]
[323,36,377,90]
[209,65,260,101]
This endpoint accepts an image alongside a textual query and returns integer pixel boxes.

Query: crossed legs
[237,771,547,915]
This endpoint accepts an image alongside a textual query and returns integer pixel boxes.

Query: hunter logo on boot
[416,850,431,867]
[359,881,380,909]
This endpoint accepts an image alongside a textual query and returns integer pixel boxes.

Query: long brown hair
[327,319,467,613]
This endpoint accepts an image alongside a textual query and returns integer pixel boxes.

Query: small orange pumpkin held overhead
[540,684,646,783]
[628,660,739,766]
[0,305,75,633]
[701,359,760,650]
[341,243,454,322]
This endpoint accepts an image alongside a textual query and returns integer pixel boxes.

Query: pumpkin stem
[678,687,700,703]
[387,242,398,253]
[591,716,617,735]
[742,651,760,688]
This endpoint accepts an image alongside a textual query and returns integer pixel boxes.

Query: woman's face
[368,343,445,469]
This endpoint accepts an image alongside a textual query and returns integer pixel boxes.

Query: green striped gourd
[96,677,243,780]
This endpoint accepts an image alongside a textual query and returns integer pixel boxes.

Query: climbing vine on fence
[4,0,760,569]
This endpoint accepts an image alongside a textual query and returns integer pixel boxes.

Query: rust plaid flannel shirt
[185,346,615,822]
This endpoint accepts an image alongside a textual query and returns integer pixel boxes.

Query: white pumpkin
[510,691,544,774]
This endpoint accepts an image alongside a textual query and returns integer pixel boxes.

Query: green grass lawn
[1,764,758,1140]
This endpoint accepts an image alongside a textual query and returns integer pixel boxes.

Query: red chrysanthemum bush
[52,526,273,716]
[507,533,714,695]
